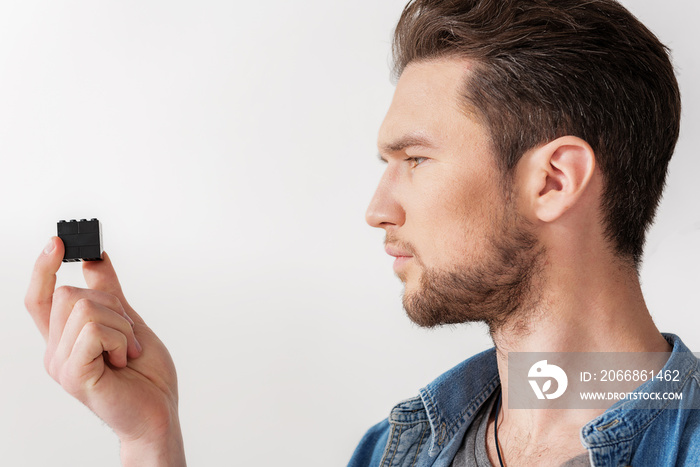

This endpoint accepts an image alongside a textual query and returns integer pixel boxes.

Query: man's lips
[385,245,414,273]
[385,245,413,258]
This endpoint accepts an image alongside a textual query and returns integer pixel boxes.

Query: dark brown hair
[393,0,681,267]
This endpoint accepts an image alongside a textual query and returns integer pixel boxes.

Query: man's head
[366,0,680,330]
[368,59,546,331]
[391,0,680,266]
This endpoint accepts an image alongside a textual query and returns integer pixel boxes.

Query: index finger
[82,251,145,325]
[24,237,65,341]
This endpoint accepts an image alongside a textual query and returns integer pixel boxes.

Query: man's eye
[405,157,427,167]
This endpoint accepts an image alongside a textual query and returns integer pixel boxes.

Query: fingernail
[124,313,135,326]
[135,338,142,353]
[43,238,55,255]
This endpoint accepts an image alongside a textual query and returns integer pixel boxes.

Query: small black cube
[57,218,103,262]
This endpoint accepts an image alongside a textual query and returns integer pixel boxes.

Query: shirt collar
[407,333,697,458]
[581,332,698,447]
[418,347,500,457]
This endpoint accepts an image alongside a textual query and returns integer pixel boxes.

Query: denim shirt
[348,334,700,467]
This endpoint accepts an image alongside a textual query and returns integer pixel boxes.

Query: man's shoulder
[347,417,391,467]
[347,347,499,467]
[616,334,700,465]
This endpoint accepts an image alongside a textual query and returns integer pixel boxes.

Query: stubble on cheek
[401,206,545,334]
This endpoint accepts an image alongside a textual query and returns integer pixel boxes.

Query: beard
[398,199,545,334]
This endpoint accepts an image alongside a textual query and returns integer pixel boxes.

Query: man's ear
[518,136,596,223]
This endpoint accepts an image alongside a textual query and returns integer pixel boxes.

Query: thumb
[25,237,66,340]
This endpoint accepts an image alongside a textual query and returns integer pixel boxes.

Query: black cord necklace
[494,391,505,467]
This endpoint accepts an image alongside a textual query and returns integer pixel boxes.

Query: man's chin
[400,280,445,328]
[402,291,446,328]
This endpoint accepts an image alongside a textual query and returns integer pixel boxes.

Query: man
[23,2,698,467]
[350,0,700,466]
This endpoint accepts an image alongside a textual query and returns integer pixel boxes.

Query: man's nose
[365,172,405,229]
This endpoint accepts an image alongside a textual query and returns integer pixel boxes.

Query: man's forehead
[377,58,475,152]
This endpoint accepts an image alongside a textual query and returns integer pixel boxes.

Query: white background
[0,1,697,465]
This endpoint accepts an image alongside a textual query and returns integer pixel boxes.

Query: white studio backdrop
[0,1,697,465]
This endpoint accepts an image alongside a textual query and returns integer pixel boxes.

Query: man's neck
[485,256,671,466]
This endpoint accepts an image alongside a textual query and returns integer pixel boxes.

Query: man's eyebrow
[377,134,437,162]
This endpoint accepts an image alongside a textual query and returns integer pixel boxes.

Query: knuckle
[105,293,123,313]
[58,366,79,394]
[25,293,50,312]
[53,286,76,303]
[82,321,102,338]
[72,298,94,320]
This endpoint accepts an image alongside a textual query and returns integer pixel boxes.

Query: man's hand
[25,237,186,466]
